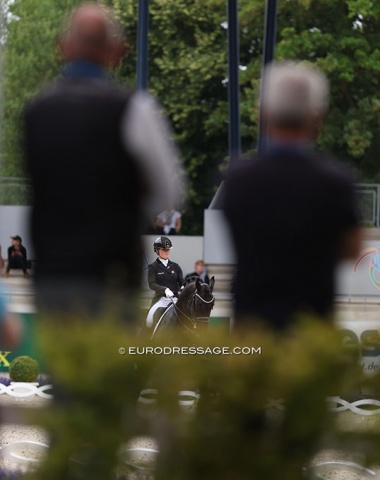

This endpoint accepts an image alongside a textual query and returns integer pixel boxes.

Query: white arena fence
[2,383,380,416]
[0,382,53,399]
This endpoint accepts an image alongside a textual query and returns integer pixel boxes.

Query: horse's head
[193,276,215,319]
[177,277,215,331]
[152,277,215,340]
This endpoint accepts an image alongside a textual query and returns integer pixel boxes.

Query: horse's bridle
[173,288,215,334]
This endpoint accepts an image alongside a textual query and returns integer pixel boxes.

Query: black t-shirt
[24,78,143,288]
[224,149,359,329]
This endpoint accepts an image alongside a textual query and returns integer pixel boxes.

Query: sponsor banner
[336,319,380,375]
[337,241,380,297]
[0,307,41,372]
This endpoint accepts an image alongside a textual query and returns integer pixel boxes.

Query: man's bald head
[59,3,125,67]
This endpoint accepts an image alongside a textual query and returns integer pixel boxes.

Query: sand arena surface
[1,394,380,478]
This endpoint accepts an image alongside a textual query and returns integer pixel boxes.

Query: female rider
[146,236,184,327]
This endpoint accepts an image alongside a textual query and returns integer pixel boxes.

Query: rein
[173,302,198,334]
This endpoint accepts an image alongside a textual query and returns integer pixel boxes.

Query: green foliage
[2,0,380,229]
[9,355,39,382]
[0,0,76,177]
[28,313,380,480]
[114,0,230,233]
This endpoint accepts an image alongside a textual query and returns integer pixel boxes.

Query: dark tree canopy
[1,0,380,233]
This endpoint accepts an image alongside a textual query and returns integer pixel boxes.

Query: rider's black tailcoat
[148,259,184,305]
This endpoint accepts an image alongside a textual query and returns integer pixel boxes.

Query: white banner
[336,241,380,297]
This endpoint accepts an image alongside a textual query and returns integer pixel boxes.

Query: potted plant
[9,355,39,396]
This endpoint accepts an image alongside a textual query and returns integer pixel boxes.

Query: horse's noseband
[188,290,215,322]
[173,288,215,334]
[195,293,215,304]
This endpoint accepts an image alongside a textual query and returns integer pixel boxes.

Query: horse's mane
[178,280,197,306]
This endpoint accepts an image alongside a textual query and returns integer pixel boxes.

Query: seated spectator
[185,260,210,285]
[5,235,29,279]
[155,206,182,235]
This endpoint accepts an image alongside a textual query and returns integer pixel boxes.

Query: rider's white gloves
[165,288,174,298]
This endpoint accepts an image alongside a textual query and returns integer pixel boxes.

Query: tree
[114,0,231,234]
[2,0,380,231]
[0,0,80,177]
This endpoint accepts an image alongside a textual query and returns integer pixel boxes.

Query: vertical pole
[137,0,149,91]
[257,0,278,153]
[227,0,241,164]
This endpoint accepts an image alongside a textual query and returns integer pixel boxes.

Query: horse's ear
[210,276,215,292]
[195,277,202,291]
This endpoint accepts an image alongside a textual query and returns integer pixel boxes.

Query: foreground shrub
[9,356,39,382]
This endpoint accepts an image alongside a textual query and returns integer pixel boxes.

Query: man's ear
[108,39,128,67]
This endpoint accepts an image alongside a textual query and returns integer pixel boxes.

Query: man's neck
[265,127,316,154]
[62,60,108,80]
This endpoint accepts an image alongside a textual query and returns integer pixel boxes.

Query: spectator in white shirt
[155,206,182,235]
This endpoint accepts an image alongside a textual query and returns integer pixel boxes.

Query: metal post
[137,0,149,91]
[227,0,241,163]
[257,0,278,153]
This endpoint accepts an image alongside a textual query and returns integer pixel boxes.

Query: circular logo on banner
[353,248,380,289]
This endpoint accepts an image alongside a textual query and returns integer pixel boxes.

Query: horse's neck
[176,290,193,315]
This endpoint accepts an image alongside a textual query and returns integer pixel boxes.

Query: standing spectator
[155,206,182,235]
[5,236,29,279]
[22,4,185,479]
[185,260,210,285]
[24,3,183,315]
[224,62,361,330]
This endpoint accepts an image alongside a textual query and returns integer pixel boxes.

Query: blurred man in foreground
[24,3,183,319]
[224,62,361,330]
[23,5,184,478]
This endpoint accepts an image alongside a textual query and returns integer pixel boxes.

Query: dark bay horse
[151,277,215,340]
[138,278,216,412]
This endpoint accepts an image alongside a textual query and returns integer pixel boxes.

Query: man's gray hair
[261,61,330,128]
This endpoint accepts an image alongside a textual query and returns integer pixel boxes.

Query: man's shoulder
[227,152,275,178]
[25,79,134,113]
[307,151,356,187]
[228,150,355,183]
[185,271,196,278]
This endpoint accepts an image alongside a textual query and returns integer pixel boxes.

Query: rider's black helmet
[153,236,173,251]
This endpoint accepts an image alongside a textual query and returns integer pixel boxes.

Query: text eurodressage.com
[126,346,262,355]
